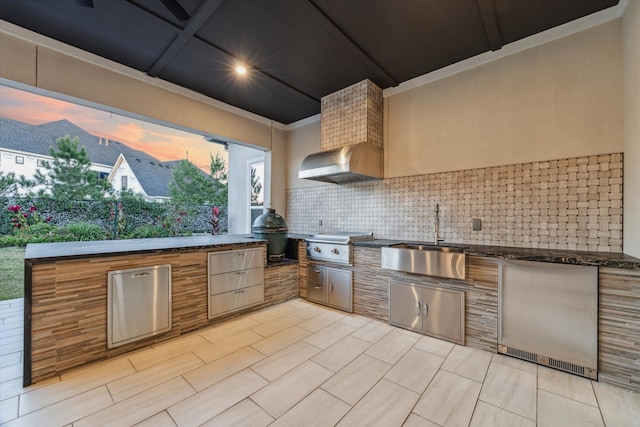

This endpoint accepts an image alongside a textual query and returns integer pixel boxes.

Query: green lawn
[0,247,25,301]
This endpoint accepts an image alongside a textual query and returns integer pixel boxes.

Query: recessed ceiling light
[235,65,247,75]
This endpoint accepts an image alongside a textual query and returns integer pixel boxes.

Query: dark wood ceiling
[0,0,619,124]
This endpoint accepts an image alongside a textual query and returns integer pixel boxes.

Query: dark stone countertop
[353,239,640,270]
[24,235,267,262]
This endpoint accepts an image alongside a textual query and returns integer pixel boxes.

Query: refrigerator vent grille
[500,345,597,380]
[505,347,538,363]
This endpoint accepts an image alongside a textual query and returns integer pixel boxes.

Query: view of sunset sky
[0,85,227,172]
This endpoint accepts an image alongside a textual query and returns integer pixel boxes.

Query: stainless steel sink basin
[389,243,466,253]
[381,243,467,279]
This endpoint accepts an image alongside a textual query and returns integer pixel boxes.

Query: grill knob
[314,246,321,252]
[331,248,340,255]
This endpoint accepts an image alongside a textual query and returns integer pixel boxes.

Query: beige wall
[266,127,287,215]
[0,24,273,150]
[385,20,623,177]
[623,1,640,258]
[285,120,331,190]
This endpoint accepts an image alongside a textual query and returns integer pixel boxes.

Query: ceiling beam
[476,0,503,51]
[303,0,398,88]
[146,0,226,76]
[142,0,319,105]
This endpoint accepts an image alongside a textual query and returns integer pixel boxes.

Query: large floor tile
[168,369,268,427]
[270,389,351,427]
[251,360,333,418]
[290,304,328,320]
[402,413,440,427]
[384,347,444,393]
[491,353,538,374]
[538,366,598,406]
[250,325,311,356]
[312,335,371,372]
[303,322,356,349]
[321,354,391,405]
[19,357,135,415]
[76,377,194,427]
[412,334,455,358]
[337,379,420,427]
[365,330,418,364]
[248,303,297,324]
[298,310,346,332]
[250,314,305,337]
[339,313,372,329]
[538,389,604,427]
[479,361,537,420]
[194,329,263,363]
[128,333,211,370]
[592,380,640,427]
[184,346,265,391]
[470,401,536,427]
[250,340,321,382]
[413,370,482,427]
[134,411,177,427]
[2,386,113,427]
[200,399,273,427]
[441,344,492,382]
[199,316,262,344]
[350,319,394,343]
[107,352,203,402]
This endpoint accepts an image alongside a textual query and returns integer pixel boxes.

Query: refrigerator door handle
[497,263,504,343]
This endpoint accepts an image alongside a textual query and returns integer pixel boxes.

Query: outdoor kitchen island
[23,235,299,386]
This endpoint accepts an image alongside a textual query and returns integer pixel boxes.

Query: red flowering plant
[210,206,221,235]
[6,204,51,232]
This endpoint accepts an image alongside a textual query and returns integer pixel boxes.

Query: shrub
[64,222,107,241]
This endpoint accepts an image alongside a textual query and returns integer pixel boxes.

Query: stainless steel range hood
[298,142,382,184]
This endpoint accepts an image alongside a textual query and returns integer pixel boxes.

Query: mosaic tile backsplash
[286,153,623,253]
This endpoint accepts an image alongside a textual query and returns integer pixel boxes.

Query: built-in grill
[305,232,374,265]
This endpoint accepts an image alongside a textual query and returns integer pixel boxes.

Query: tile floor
[1,297,639,426]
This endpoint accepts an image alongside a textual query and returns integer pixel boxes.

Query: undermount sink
[389,243,466,253]
[381,243,467,280]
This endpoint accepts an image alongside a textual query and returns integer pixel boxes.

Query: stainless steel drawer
[210,267,264,295]
[209,284,264,317]
[208,248,263,274]
[307,264,326,285]
[108,264,172,348]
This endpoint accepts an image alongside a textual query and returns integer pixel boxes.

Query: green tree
[33,135,112,200]
[0,172,17,197]
[169,159,221,205]
[250,165,262,206]
[209,152,228,205]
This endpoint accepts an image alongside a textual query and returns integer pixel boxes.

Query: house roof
[120,154,178,198]
[0,116,192,198]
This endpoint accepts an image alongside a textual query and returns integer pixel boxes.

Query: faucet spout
[434,203,445,245]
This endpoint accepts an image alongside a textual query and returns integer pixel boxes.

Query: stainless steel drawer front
[108,264,172,348]
[210,284,264,317]
[210,267,264,295]
[208,248,263,274]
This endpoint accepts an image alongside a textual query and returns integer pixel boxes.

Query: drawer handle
[416,302,421,316]
[235,253,246,257]
[314,285,322,289]
[313,269,321,273]
[235,289,245,294]
[424,302,429,318]
[235,271,246,275]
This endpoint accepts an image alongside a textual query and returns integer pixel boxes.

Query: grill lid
[306,232,374,244]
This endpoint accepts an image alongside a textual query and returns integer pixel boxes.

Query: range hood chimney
[299,79,383,184]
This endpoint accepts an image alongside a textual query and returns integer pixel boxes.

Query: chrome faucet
[434,204,444,245]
